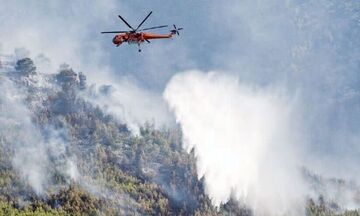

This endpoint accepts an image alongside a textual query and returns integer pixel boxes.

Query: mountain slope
[0,57,358,216]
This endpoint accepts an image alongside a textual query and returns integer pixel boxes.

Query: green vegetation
[0,58,358,215]
[307,199,360,216]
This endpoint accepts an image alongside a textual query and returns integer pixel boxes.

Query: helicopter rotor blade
[135,11,153,31]
[118,15,135,31]
[137,25,168,31]
[145,39,151,43]
[101,31,129,34]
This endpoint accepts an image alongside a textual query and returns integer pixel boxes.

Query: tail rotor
[171,24,183,35]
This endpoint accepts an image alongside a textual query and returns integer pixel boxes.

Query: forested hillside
[0,58,358,216]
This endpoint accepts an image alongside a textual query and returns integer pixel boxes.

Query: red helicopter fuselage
[112,31,174,46]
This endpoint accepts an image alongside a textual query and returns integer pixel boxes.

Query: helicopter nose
[113,36,123,45]
[112,36,118,44]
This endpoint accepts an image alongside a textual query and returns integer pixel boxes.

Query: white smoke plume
[164,70,307,215]
[0,76,77,194]
[81,78,174,135]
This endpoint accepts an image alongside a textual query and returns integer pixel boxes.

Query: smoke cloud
[0,76,77,194]
[80,77,174,135]
[164,69,360,214]
[164,70,307,215]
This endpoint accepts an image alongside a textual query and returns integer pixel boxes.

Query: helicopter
[101,11,182,52]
